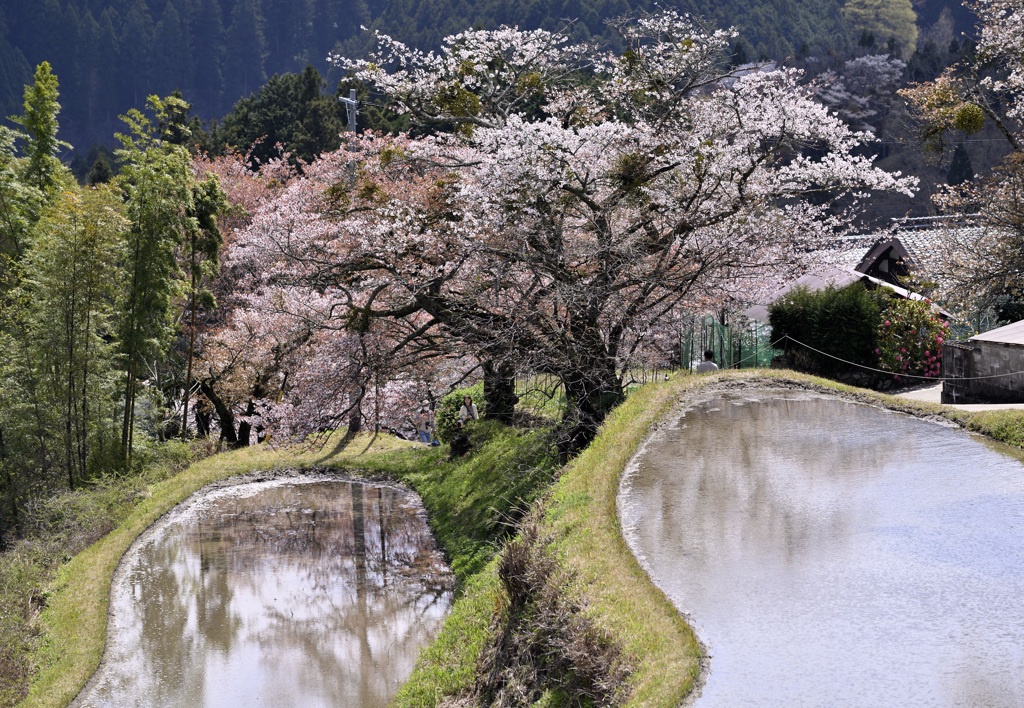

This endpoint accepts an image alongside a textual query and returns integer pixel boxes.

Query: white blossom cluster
[974,0,1024,117]
[221,12,920,438]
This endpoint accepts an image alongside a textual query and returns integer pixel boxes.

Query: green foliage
[16,185,128,489]
[0,446,196,705]
[393,562,502,705]
[9,62,71,194]
[841,0,918,57]
[220,66,347,166]
[114,95,205,456]
[876,298,948,379]
[769,284,888,376]
[0,125,43,260]
[435,383,484,444]
[367,418,557,583]
[961,410,1024,448]
[953,103,985,134]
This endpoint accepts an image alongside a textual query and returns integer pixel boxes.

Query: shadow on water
[74,479,453,708]
[620,390,1024,708]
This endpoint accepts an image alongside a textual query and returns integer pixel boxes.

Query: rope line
[780,334,1024,383]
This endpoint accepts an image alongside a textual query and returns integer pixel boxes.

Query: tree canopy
[220,12,915,457]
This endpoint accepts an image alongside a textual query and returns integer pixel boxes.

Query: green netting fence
[678,315,780,371]
[513,314,781,403]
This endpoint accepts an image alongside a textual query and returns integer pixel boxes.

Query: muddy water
[619,391,1024,707]
[75,478,453,708]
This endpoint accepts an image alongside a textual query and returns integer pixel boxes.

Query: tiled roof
[895,226,987,272]
[815,223,988,276]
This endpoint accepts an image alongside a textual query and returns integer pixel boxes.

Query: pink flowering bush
[876,299,949,379]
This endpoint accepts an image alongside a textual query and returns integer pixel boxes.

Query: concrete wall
[942,340,1024,403]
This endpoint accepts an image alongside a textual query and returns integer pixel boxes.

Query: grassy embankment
[13,369,1024,707]
[393,369,1024,705]
[17,419,557,707]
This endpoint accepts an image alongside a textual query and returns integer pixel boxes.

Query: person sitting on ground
[458,395,479,427]
[695,350,719,373]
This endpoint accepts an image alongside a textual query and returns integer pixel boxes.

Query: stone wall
[942,340,1024,403]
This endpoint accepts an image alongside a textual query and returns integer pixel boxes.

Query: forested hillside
[0,0,974,153]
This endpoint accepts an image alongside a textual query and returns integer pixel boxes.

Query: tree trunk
[556,359,623,462]
[483,360,519,424]
[121,355,136,459]
[182,257,198,440]
[237,399,256,448]
[195,405,211,438]
[198,379,238,446]
[348,399,363,434]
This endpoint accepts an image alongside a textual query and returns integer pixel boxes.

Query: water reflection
[620,391,1024,707]
[76,479,453,707]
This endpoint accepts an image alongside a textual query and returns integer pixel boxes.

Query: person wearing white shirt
[695,350,719,373]
[458,396,479,426]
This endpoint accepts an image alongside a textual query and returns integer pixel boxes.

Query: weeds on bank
[350,420,559,585]
[474,515,631,705]
[396,376,705,707]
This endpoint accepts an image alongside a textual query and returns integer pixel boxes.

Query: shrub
[435,383,484,443]
[769,283,887,376]
[876,298,949,379]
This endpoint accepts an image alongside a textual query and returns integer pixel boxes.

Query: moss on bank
[15,370,1024,707]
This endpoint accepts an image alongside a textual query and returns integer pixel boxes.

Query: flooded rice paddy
[75,477,453,707]
[619,390,1024,707]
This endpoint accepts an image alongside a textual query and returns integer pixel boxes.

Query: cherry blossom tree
[901,0,1023,153]
[339,13,914,454]
[974,0,1024,122]
[228,11,916,456]
[902,0,1024,320]
[186,150,299,444]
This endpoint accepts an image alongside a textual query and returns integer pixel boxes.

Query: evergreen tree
[10,62,72,196]
[947,142,974,185]
[59,3,85,122]
[0,36,32,134]
[264,0,315,71]
[97,9,123,128]
[189,0,225,116]
[77,10,105,136]
[221,66,345,165]
[153,1,191,98]
[87,152,115,185]
[15,0,62,69]
[224,0,268,98]
[842,0,918,58]
[120,0,157,110]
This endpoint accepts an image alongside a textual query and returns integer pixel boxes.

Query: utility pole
[338,88,363,433]
[339,89,358,134]
[339,89,358,186]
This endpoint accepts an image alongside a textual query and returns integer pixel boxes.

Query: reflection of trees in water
[194,483,445,584]
[637,395,896,566]
[83,480,453,706]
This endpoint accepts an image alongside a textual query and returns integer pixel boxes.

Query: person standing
[416,407,432,443]
[695,350,719,373]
